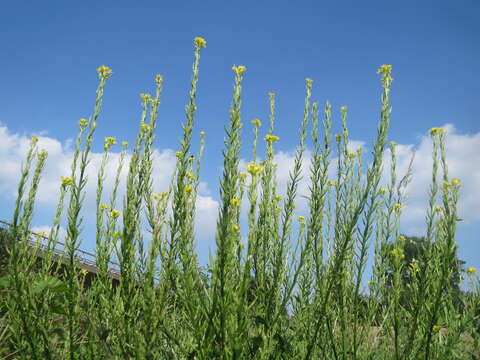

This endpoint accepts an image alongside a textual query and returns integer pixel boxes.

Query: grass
[0,37,479,359]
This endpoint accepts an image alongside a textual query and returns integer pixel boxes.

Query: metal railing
[0,219,121,275]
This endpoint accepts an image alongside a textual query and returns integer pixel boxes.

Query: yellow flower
[155,74,163,85]
[110,209,120,219]
[97,65,112,79]
[428,127,447,136]
[251,119,262,127]
[122,141,128,148]
[348,152,356,159]
[61,176,74,187]
[175,151,182,157]
[389,248,405,260]
[246,162,264,176]
[305,78,313,85]
[239,173,247,180]
[200,131,206,136]
[80,269,89,276]
[379,188,387,195]
[230,198,241,206]
[232,65,247,75]
[377,64,392,75]
[233,224,240,232]
[104,137,117,150]
[141,123,152,132]
[297,215,305,222]
[340,106,347,112]
[31,136,39,144]
[397,235,406,242]
[274,195,282,201]
[185,185,193,194]
[264,134,280,143]
[394,203,403,212]
[100,203,109,210]
[409,262,420,273]
[189,155,195,162]
[432,325,442,333]
[186,172,196,180]
[78,118,89,128]
[467,267,477,275]
[140,93,152,102]
[194,37,207,48]
[434,206,442,212]
[451,178,461,186]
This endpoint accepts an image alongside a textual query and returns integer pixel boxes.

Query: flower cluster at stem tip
[78,118,89,128]
[428,127,447,136]
[251,119,262,127]
[230,198,241,206]
[246,162,264,176]
[97,65,112,79]
[194,37,206,48]
[110,209,120,219]
[104,137,117,151]
[467,267,478,275]
[265,134,280,143]
[232,65,247,75]
[61,176,74,187]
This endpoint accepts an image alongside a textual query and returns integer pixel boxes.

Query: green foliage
[1,39,479,359]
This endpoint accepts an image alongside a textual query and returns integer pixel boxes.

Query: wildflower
[122,141,128,148]
[246,162,264,175]
[340,106,347,112]
[394,203,403,212]
[377,64,393,75]
[451,178,461,186]
[61,176,74,187]
[397,235,406,242]
[274,195,282,201]
[297,216,305,222]
[305,78,313,86]
[79,269,89,277]
[434,206,442,213]
[409,261,420,273]
[31,136,39,144]
[327,180,336,186]
[186,172,196,180]
[428,127,447,136]
[97,65,112,79]
[230,198,241,206]
[200,131,206,136]
[78,118,89,128]
[467,267,477,275]
[389,248,405,260]
[348,152,356,159]
[185,185,193,194]
[175,151,182,158]
[110,209,120,219]
[155,74,163,85]
[104,136,117,150]
[432,325,442,333]
[140,93,152,102]
[100,204,109,211]
[239,173,247,180]
[141,123,152,133]
[194,37,207,48]
[379,188,387,195]
[264,134,280,143]
[38,150,48,159]
[233,224,240,232]
[251,119,262,127]
[232,65,246,75]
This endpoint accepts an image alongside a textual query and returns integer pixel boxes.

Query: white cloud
[0,125,219,242]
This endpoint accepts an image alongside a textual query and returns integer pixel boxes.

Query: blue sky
[0,1,478,275]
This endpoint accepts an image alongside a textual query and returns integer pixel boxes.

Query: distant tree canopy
[382,234,465,309]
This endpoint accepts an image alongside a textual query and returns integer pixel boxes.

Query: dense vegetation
[0,37,478,359]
